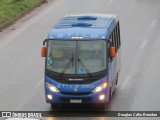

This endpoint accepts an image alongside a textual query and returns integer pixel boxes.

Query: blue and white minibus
[41,14,121,110]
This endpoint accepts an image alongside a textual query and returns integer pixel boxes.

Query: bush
[0,0,42,26]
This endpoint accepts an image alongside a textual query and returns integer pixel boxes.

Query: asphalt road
[0,0,160,119]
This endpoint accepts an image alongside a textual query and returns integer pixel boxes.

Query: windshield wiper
[77,58,93,77]
[59,52,74,77]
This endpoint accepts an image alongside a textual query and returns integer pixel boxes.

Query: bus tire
[96,103,106,110]
[51,104,58,109]
[108,88,112,102]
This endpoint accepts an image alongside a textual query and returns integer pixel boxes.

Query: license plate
[70,99,82,103]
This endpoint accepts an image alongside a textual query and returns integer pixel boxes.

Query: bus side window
[109,34,114,62]
[114,22,121,51]
[117,22,121,47]
[116,25,119,50]
[114,28,117,51]
[111,32,115,47]
[108,41,112,63]
[112,29,117,52]
[116,24,119,49]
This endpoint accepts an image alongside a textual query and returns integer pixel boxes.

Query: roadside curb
[0,0,46,31]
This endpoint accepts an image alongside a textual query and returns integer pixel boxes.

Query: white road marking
[150,20,157,28]
[120,76,130,90]
[35,78,44,88]
[140,40,147,49]
[107,0,113,6]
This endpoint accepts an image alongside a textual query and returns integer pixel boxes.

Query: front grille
[47,75,102,84]
[46,69,107,84]
[61,92,91,95]
[60,97,91,103]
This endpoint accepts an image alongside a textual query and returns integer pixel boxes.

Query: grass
[0,0,41,26]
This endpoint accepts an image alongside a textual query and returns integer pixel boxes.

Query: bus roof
[48,14,118,40]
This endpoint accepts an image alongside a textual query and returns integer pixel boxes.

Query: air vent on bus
[77,16,97,20]
[71,23,92,27]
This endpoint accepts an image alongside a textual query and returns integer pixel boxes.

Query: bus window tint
[78,40,106,73]
[47,40,76,74]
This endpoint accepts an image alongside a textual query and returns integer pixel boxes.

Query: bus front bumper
[45,89,109,104]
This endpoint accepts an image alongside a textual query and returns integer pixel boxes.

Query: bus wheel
[51,104,58,109]
[96,103,106,110]
[108,88,112,102]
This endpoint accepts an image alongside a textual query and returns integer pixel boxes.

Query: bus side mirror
[41,47,46,57]
[110,46,116,58]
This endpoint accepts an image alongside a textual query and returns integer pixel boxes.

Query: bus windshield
[46,40,106,74]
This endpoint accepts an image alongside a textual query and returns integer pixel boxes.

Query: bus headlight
[92,82,108,93]
[46,83,60,92]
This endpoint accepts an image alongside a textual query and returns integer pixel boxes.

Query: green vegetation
[0,0,41,26]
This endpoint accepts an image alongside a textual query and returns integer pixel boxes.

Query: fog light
[99,94,105,100]
[47,94,52,100]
